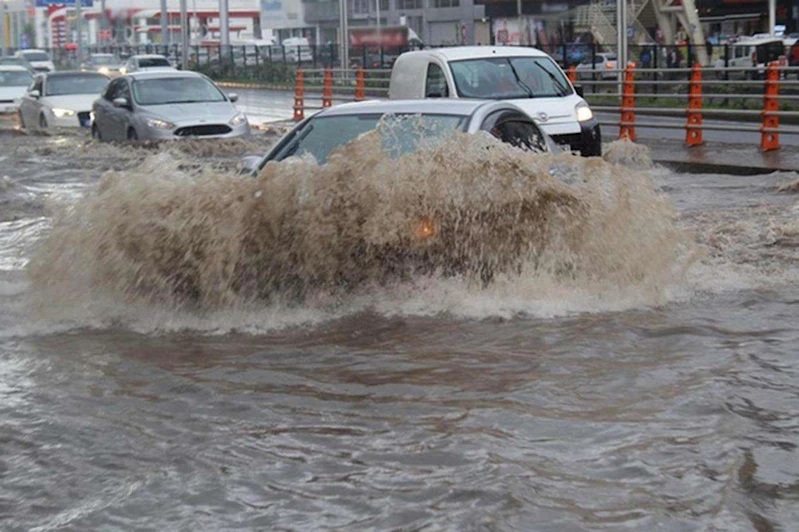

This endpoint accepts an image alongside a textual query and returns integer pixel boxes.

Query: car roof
[126,70,200,80]
[91,53,115,57]
[19,49,46,53]
[409,46,550,62]
[131,54,169,59]
[734,37,784,45]
[40,70,108,78]
[315,99,509,118]
[0,65,30,72]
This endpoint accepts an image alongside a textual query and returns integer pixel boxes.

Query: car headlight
[145,117,176,130]
[229,113,247,126]
[98,67,109,75]
[52,108,76,118]
[575,102,594,122]
[119,67,127,74]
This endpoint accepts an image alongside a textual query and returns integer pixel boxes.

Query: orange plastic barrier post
[618,63,636,141]
[354,67,365,101]
[760,62,780,151]
[567,65,576,83]
[322,67,333,108]
[293,68,305,121]
[685,63,704,146]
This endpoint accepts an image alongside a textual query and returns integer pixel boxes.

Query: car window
[449,57,572,99]
[138,57,171,68]
[117,80,131,101]
[46,74,109,96]
[276,113,467,164]
[22,52,49,62]
[0,70,33,87]
[425,63,449,97]
[31,77,43,94]
[132,76,225,105]
[489,119,547,153]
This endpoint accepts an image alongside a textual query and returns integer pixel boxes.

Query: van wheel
[127,128,138,141]
[18,111,26,129]
[39,114,48,129]
[91,123,102,141]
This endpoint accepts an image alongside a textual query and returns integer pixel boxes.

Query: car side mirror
[574,85,584,97]
[29,89,40,98]
[238,155,263,176]
[228,93,239,102]
[112,97,130,109]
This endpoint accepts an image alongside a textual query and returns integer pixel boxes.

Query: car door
[20,75,43,127]
[94,78,119,139]
[113,79,134,138]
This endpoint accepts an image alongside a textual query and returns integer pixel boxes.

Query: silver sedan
[91,70,249,141]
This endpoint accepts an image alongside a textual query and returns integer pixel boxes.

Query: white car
[18,71,109,129]
[122,54,175,74]
[575,53,618,81]
[389,46,601,156]
[14,49,55,73]
[0,66,34,114]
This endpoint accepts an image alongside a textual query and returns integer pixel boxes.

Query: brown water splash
[28,132,689,312]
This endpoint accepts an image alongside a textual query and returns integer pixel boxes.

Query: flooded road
[1,127,799,530]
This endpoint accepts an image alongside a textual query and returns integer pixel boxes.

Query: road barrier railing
[291,67,391,120]
[583,63,799,151]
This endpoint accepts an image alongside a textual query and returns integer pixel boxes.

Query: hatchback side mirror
[228,92,239,102]
[112,97,130,108]
[238,155,263,176]
[574,85,584,97]
[29,89,40,98]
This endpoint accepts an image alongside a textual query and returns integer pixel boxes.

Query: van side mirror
[29,89,40,98]
[574,85,584,97]
[238,155,263,176]
[112,97,130,109]
[228,93,239,102]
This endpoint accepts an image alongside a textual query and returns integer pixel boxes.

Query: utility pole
[219,0,229,46]
[0,4,6,57]
[160,0,169,46]
[768,0,776,35]
[339,0,348,69]
[616,0,627,88]
[100,0,108,44]
[76,0,83,64]
[517,0,522,43]
[180,0,189,69]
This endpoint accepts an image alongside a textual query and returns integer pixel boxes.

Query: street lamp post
[76,0,83,64]
[339,0,348,69]
[180,0,189,69]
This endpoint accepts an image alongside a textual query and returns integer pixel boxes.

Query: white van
[714,37,785,78]
[389,47,601,156]
[279,37,314,63]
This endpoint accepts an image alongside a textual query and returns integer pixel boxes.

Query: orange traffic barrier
[293,68,305,121]
[685,63,704,146]
[354,67,365,101]
[567,65,576,83]
[618,63,636,141]
[760,62,780,151]
[322,67,333,108]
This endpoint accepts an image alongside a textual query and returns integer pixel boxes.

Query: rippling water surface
[1,127,798,531]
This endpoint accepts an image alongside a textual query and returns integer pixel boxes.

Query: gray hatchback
[91,70,249,141]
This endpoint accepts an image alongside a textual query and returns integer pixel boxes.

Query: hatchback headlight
[52,108,76,118]
[229,113,247,126]
[98,67,110,75]
[119,67,127,74]
[145,118,176,130]
[575,102,594,122]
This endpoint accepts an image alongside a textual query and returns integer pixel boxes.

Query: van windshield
[449,57,573,99]
[756,41,784,64]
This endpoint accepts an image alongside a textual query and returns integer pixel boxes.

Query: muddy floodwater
[1,126,799,531]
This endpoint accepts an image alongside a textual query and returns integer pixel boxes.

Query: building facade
[302,0,487,46]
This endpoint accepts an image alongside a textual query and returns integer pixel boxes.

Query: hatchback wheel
[127,128,138,141]
[91,123,102,141]
[39,114,48,129]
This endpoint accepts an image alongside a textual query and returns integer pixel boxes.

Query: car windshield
[23,52,49,62]
[46,74,109,96]
[0,57,26,66]
[0,70,33,86]
[139,57,171,68]
[91,56,117,65]
[449,57,572,99]
[132,77,225,105]
[278,113,467,164]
